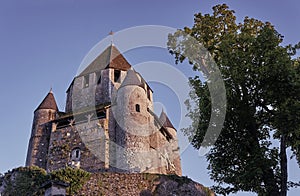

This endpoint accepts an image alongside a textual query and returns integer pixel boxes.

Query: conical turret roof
[35,89,58,111]
[120,69,142,88]
[159,110,176,130]
[79,44,131,76]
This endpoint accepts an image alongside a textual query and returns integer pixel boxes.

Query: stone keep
[26,44,182,176]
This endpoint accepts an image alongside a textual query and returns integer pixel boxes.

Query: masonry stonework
[26,44,182,176]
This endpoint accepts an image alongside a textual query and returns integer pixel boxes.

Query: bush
[50,166,91,195]
[1,166,49,196]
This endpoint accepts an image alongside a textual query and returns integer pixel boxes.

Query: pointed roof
[120,69,143,88]
[79,44,131,76]
[35,90,58,111]
[159,110,176,130]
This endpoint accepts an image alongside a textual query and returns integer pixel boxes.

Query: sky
[0,0,299,195]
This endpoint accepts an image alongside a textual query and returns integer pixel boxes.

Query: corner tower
[26,89,58,169]
[159,110,182,176]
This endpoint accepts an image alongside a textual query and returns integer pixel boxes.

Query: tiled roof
[159,110,176,130]
[79,44,131,76]
[35,90,58,111]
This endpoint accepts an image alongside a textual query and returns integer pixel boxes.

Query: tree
[1,166,49,196]
[168,4,300,196]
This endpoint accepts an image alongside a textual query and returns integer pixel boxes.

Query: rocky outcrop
[77,172,214,196]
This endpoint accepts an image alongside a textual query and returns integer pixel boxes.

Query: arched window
[71,148,81,161]
[135,104,140,112]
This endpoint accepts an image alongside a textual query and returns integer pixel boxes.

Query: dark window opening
[147,86,151,100]
[71,148,81,161]
[114,70,121,83]
[75,150,80,158]
[83,74,89,88]
[97,111,106,119]
[135,104,140,112]
[96,71,101,84]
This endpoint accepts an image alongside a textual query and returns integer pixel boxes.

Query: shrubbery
[1,166,91,195]
[50,166,91,194]
[1,166,49,196]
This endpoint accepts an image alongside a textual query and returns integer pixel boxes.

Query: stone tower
[26,90,58,168]
[26,44,182,176]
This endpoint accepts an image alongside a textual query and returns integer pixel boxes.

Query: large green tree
[168,4,300,196]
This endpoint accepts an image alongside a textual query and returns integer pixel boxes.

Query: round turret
[112,69,152,172]
[159,110,182,176]
[32,89,58,135]
[26,89,59,168]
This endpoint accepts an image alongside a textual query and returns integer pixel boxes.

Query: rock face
[77,173,214,196]
[0,167,214,196]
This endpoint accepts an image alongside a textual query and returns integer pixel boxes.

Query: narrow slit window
[147,86,151,100]
[83,74,89,88]
[114,70,121,83]
[135,104,140,112]
[48,111,52,120]
[75,150,80,158]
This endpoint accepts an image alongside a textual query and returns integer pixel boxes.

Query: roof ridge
[78,44,131,76]
[108,44,113,64]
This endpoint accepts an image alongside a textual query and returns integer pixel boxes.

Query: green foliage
[168,4,300,196]
[202,186,215,196]
[50,166,91,195]
[1,166,91,195]
[1,166,49,196]
[142,173,159,182]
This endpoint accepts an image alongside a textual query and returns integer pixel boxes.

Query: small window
[71,148,81,161]
[96,71,101,84]
[114,70,121,83]
[75,150,80,158]
[83,74,89,88]
[135,104,140,112]
[48,111,52,120]
[97,111,106,119]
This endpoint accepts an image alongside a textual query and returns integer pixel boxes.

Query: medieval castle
[25,44,182,176]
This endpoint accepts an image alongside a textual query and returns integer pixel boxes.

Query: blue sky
[0,0,299,195]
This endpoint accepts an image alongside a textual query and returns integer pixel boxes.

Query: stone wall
[77,173,214,196]
[47,117,108,172]
[26,109,55,169]
[66,68,127,113]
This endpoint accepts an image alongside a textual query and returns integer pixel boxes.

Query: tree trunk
[247,115,280,195]
[280,135,288,196]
